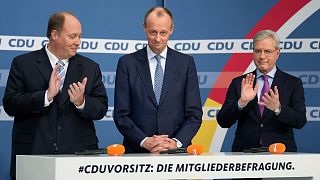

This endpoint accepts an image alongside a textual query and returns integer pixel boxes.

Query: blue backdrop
[1,0,319,179]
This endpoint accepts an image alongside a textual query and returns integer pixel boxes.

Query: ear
[143,23,147,34]
[275,48,280,60]
[51,30,58,41]
[170,25,174,35]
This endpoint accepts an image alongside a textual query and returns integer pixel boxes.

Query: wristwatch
[274,104,281,115]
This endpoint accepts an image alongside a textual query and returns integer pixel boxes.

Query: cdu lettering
[310,41,320,49]
[102,72,116,88]
[280,41,302,50]
[135,43,147,50]
[105,42,128,50]
[299,74,319,85]
[241,42,254,50]
[310,109,320,119]
[174,42,200,51]
[9,39,34,48]
[198,74,208,86]
[80,41,98,50]
[208,42,234,50]
[207,109,219,118]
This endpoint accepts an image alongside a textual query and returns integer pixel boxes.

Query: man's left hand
[259,85,280,111]
[68,77,87,106]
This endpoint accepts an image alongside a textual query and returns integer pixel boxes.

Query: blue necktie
[154,55,164,105]
[57,60,66,91]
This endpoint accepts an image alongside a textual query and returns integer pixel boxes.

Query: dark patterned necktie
[154,55,164,105]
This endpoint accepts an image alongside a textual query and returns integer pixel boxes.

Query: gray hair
[253,30,280,49]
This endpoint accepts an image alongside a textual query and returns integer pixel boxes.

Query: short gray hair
[253,30,280,49]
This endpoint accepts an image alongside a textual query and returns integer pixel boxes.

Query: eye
[150,31,157,36]
[253,49,262,54]
[264,50,272,55]
[160,31,167,36]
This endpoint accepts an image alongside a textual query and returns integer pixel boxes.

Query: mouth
[71,47,78,52]
[258,60,267,65]
[152,42,162,46]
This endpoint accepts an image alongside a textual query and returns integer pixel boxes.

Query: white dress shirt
[44,44,84,109]
[146,45,167,89]
[140,45,182,148]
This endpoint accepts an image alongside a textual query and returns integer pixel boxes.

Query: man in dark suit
[217,30,307,152]
[3,12,108,179]
[114,7,202,153]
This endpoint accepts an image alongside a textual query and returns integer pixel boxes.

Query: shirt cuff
[140,137,148,148]
[44,90,53,107]
[172,138,183,148]
[74,98,85,110]
[237,100,246,110]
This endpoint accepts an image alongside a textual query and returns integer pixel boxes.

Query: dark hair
[46,12,76,38]
[143,7,174,28]
[46,12,65,38]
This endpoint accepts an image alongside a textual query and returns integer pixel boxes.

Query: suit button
[53,142,57,146]
[260,124,264,128]
[57,126,62,130]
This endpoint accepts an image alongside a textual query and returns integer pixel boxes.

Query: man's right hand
[47,64,61,101]
[239,73,259,106]
[143,135,177,153]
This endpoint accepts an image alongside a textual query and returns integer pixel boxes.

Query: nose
[155,33,161,42]
[75,36,81,45]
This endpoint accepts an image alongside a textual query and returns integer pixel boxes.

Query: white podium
[17,152,320,179]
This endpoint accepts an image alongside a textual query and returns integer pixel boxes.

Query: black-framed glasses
[253,49,278,56]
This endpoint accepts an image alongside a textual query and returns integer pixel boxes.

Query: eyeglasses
[253,49,278,56]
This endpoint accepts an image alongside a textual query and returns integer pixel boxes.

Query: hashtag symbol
[78,166,84,173]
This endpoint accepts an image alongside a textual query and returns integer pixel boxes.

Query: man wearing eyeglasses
[217,30,307,153]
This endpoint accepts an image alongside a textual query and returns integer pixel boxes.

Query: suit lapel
[249,70,261,121]
[59,56,83,105]
[270,68,283,90]
[35,47,52,84]
[135,48,158,106]
[159,48,177,105]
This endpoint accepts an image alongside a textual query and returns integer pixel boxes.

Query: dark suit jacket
[113,47,202,153]
[3,47,108,178]
[217,68,307,152]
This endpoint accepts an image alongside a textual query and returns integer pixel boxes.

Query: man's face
[253,38,280,74]
[144,11,173,54]
[54,14,82,60]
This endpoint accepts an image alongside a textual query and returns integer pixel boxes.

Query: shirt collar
[45,44,68,67]
[147,45,167,60]
[256,66,277,79]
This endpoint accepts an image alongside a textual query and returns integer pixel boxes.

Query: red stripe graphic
[208,0,310,105]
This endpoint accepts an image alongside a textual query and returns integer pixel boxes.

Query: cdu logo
[9,38,35,48]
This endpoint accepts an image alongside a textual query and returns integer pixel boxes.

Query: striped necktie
[154,55,164,105]
[57,60,66,91]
